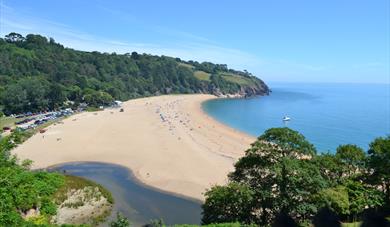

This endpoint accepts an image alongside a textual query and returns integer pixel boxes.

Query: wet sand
[13,94,255,200]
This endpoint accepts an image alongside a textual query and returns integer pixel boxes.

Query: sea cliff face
[211,79,270,98]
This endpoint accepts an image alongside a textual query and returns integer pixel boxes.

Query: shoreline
[200,97,257,141]
[13,94,255,201]
[47,161,204,204]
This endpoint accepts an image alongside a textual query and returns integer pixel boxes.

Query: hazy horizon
[0,0,389,84]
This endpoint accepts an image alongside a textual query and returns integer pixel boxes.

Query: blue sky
[0,0,389,83]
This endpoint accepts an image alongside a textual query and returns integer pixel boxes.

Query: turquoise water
[203,83,390,152]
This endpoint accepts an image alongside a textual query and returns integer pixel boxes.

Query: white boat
[283,116,291,121]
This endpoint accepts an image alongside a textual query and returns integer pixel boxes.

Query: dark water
[51,162,202,226]
[203,83,390,152]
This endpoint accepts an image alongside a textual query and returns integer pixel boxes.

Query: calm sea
[203,82,390,152]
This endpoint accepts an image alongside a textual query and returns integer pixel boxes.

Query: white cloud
[5,2,374,83]
[0,2,266,74]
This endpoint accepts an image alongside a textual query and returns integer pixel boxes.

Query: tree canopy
[0,33,269,114]
[367,136,390,206]
[227,128,323,224]
[203,128,389,225]
[202,183,255,224]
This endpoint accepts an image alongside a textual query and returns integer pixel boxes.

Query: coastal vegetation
[0,33,269,115]
[0,32,388,227]
[0,131,113,226]
[202,128,390,226]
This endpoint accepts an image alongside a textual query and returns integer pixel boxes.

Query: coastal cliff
[211,84,269,98]
[208,77,269,98]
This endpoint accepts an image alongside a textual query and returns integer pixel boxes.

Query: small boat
[282,116,291,121]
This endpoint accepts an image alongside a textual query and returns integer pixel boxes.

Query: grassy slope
[193,70,256,86]
[0,116,27,129]
[178,62,195,69]
[221,73,253,86]
[194,71,211,81]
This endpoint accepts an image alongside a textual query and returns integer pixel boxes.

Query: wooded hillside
[0,33,269,114]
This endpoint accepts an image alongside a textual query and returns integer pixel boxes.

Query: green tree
[228,128,325,225]
[48,83,66,109]
[202,182,255,224]
[367,136,390,205]
[83,90,114,107]
[1,83,28,114]
[1,77,50,114]
[316,185,350,217]
[4,32,25,43]
[66,85,83,103]
[0,130,24,167]
[336,144,366,176]
[201,130,389,225]
[314,153,344,186]
[344,180,384,222]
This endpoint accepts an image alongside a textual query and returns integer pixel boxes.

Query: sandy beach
[13,94,255,200]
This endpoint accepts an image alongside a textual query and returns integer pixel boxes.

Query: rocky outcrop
[212,79,270,98]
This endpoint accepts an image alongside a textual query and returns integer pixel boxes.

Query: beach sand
[13,94,255,200]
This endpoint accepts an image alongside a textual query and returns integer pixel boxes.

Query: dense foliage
[0,33,269,114]
[0,131,65,226]
[202,128,390,226]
